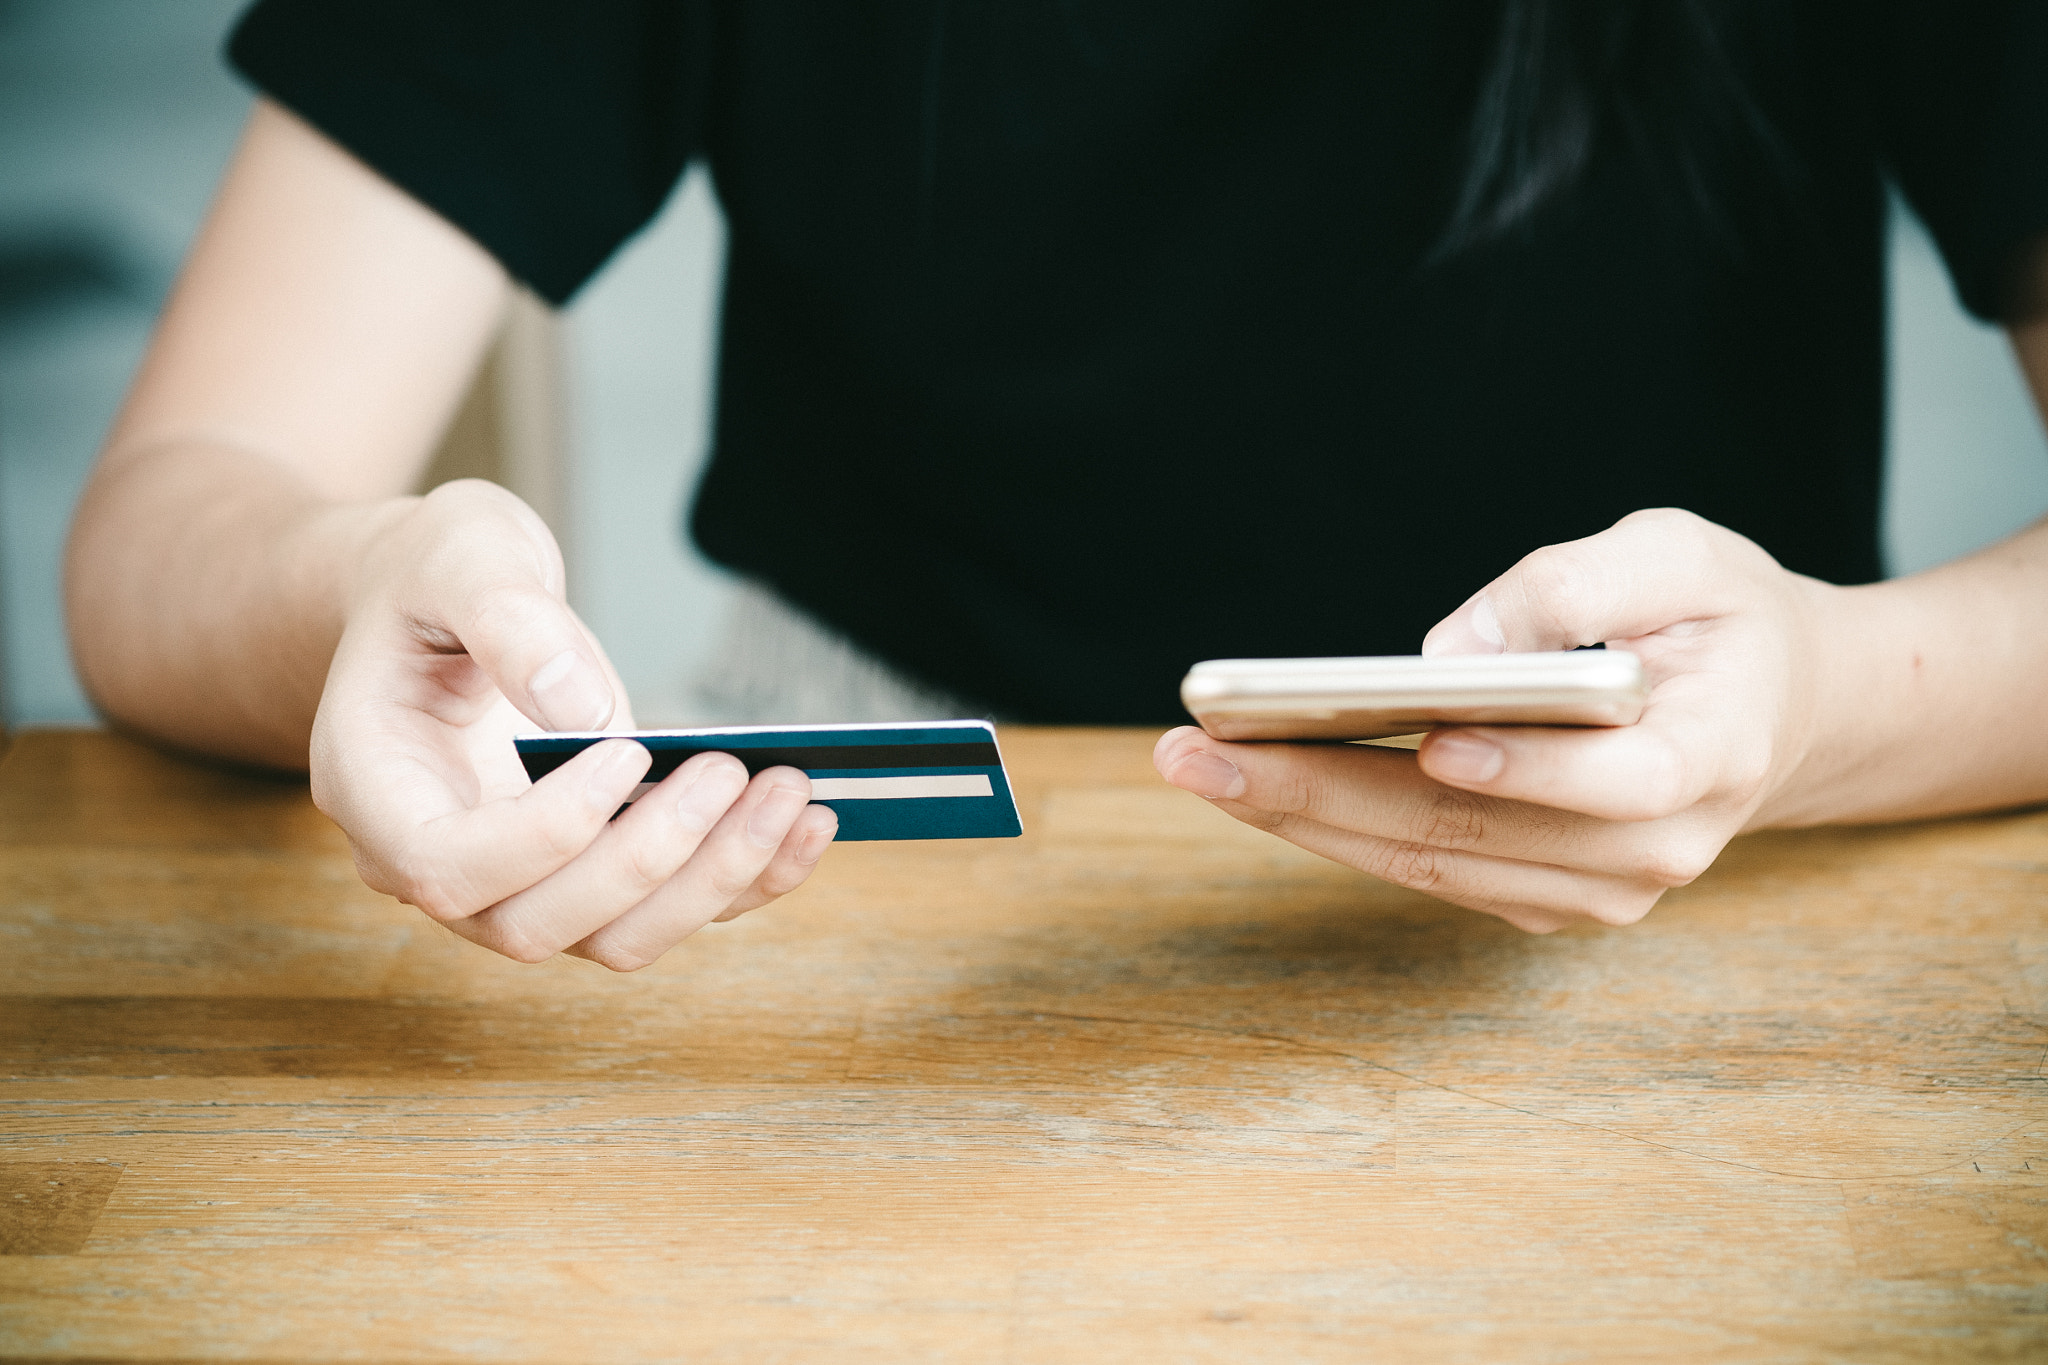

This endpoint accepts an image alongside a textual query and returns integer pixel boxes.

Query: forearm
[1769,251,2048,827]
[1769,513,2048,827]
[58,99,512,769]
[66,442,413,770]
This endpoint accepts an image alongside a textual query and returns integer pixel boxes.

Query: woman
[65,1,2048,962]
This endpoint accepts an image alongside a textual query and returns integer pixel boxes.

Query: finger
[563,766,815,971]
[1155,726,1716,881]
[456,751,752,961]
[447,583,616,733]
[349,736,652,922]
[711,802,840,922]
[1417,667,1768,831]
[401,481,621,733]
[1205,799,1664,931]
[1420,508,1773,656]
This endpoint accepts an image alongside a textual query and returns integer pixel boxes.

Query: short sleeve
[1877,0,2048,322]
[228,0,706,304]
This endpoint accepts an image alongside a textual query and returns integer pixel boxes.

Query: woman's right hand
[309,478,839,970]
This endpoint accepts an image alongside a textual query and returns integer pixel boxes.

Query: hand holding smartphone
[1180,651,1648,742]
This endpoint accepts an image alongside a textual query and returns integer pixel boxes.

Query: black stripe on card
[519,741,1001,781]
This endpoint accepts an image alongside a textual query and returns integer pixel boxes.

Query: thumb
[456,580,619,733]
[1421,508,1761,656]
[397,486,622,733]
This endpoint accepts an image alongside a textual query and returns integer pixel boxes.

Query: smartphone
[1180,651,1649,742]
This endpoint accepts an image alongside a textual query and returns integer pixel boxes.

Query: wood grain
[2,728,2046,1362]
[0,1164,123,1255]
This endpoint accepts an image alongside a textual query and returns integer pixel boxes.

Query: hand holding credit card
[516,720,1024,841]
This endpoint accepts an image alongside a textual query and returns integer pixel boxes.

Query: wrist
[296,491,422,632]
[70,441,423,768]
[1755,573,1953,828]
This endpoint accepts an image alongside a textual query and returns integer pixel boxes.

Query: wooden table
[2,728,2045,1362]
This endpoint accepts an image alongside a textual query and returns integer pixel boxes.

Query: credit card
[513,720,1023,842]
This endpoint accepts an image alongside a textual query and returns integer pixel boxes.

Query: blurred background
[3,0,2046,732]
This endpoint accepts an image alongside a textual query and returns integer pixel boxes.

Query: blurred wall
[1884,192,2048,576]
[0,0,739,730]
[0,0,252,725]
[3,0,2045,730]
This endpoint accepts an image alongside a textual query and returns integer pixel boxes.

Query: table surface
[1,727,2045,1363]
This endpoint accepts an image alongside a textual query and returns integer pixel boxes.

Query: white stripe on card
[810,774,993,800]
[624,773,994,804]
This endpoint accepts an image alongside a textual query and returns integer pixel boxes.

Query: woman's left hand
[1154,508,1842,933]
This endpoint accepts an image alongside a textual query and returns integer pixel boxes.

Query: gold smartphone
[1180,651,1649,742]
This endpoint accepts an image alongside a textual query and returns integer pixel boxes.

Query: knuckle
[620,837,679,894]
[755,864,809,900]
[420,476,497,514]
[1231,802,1289,835]
[1583,886,1662,927]
[349,849,401,899]
[1720,741,1774,802]
[1265,764,1320,817]
[421,478,543,542]
[533,813,595,866]
[491,926,560,965]
[672,804,717,838]
[1622,506,1703,536]
[1493,904,1568,935]
[413,504,497,573]
[1645,758,1697,820]
[462,583,557,651]
[1371,839,1449,893]
[1517,545,1600,642]
[309,770,342,820]
[719,893,768,921]
[1603,793,1666,825]
[1625,508,1739,572]
[705,860,759,903]
[386,869,471,924]
[585,942,654,974]
[1610,742,1693,821]
[1414,785,1486,850]
[411,522,561,621]
[1636,835,1719,888]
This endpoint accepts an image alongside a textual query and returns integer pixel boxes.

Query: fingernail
[1165,747,1245,800]
[529,649,613,731]
[1422,595,1508,657]
[587,741,649,813]
[1470,598,1505,649]
[676,758,748,831]
[1429,732,1505,783]
[748,783,809,847]
[795,817,836,865]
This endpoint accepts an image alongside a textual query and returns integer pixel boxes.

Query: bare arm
[66,99,508,768]
[1784,247,2048,824]
[64,100,836,969]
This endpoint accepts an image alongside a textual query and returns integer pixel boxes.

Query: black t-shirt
[229,1,2048,723]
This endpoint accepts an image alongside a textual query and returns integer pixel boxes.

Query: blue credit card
[514,720,1023,842]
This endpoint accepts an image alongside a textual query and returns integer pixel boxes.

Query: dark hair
[1435,0,1793,260]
